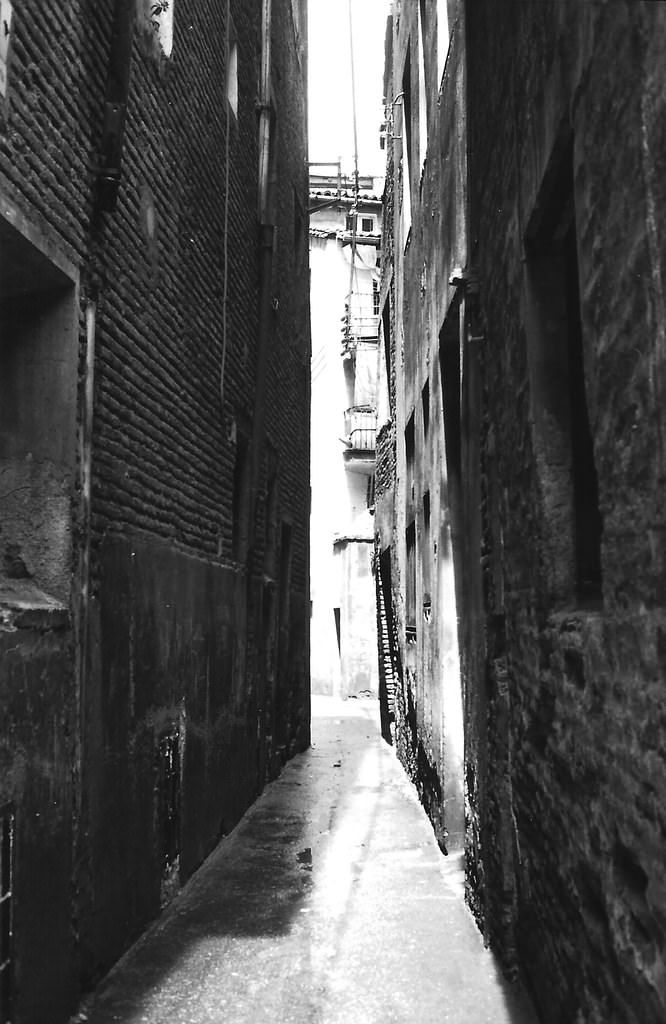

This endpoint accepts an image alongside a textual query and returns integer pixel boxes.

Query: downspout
[97,0,135,213]
[246,0,275,776]
[248,0,275,547]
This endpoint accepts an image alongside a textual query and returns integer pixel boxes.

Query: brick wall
[380,0,666,1019]
[465,3,666,1021]
[0,1,310,1018]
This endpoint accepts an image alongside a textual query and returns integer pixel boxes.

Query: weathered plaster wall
[309,192,381,699]
[376,1,466,852]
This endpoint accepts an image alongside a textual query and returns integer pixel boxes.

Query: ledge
[0,580,70,632]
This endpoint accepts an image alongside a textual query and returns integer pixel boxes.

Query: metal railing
[341,292,380,346]
[344,407,377,451]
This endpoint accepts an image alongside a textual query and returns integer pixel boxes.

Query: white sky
[308,0,391,179]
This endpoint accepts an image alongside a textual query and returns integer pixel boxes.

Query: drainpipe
[248,0,275,546]
[246,0,275,777]
[97,0,135,213]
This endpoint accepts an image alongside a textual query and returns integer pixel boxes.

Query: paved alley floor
[75,696,538,1024]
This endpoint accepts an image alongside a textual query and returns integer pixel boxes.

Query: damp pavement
[73,696,538,1024]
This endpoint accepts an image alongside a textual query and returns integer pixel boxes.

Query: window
[405,411,415,468]
[361,216,374,233]
[382,296,392,406]
[366,473,376,510]
[422,491,431,622]
[345,213,356,232]
[439,309,461,497]
[418,2,428,172]
[524,137,602,607]
[422,379,430,441]
[439,300,463,566]
[0,199,79,605]
[406,521,417,642]
[227,17,238,119]
[405,411,416,531]
[401,52,412,242]
[0,805,14,1024]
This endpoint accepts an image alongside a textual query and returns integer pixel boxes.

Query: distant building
[379,0,666,1021]
[309,169,382,698]
[0,2,310,1021]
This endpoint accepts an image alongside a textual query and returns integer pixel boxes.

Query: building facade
[375,0,466,850]
[0,2,310,1021]
[309,170,382,699]
[378,1,666,1021]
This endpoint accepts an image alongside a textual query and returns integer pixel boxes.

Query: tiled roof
[309,188,382,203]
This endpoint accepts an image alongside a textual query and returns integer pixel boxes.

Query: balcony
[341,292,380,351]
[342,407,376,473]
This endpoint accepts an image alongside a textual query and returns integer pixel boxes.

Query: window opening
[525,140,602,606]
[366,473,376,510]
[0,205,78,605]
[405,409,416,507]
[346,213,356,232]
[405,411,415,468]
[361,216,374,233]
[401,52,412,242]
[406,521,417,642]
[0,805,14,1024]
[422,491,431,622]
[418,1,428,171]
[382,297,392,406]
[227,16,238,119]
[439,312,461,508]
[422,379,430,440]
[333,607,341,655]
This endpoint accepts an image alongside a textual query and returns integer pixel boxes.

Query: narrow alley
[2,0,665,1021]
[73,699,536,1024]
